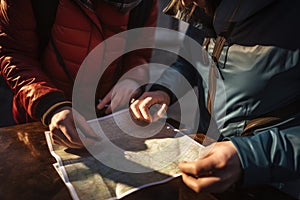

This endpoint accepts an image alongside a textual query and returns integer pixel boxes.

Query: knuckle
[143,91,151,97]
[190,165,199,176]
[216,158,226,169]
[191,181,203,193]
[69,136,81,144]
[129,103,135,111]
[131,99,139,107]
[55,119,63,126]
[49,123,55,130]
[138,103,146,111]
[218,162,226,169]
[145,96,153,102]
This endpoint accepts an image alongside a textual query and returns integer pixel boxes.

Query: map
[45,109,204,200]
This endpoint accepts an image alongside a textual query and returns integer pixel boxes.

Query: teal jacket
[155,0,300,198]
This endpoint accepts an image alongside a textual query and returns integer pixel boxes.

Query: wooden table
[0,122,71,200]
[0,122,295,200]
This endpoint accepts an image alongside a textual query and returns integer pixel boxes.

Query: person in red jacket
[0,0,158,148]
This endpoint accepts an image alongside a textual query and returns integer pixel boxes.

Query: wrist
[156,90,171,106]
[41,101,72,126]
[149,83,175,105]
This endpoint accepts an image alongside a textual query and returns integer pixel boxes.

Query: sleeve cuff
[34,92,70,126]
[227,134,272,187]
[41,101,72,126]
[149,83,178,105]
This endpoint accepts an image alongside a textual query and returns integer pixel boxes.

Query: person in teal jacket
[130,0,300,198]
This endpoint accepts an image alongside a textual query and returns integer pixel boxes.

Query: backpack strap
[49,37,74,83]
[113,0,154,83]
[31,0,73,83]
[128,0,154,29]
[241,98,300,136]
[31,0,59,55]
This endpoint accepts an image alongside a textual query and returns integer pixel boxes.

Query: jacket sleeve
[121,0,158,84]
[215,0,276,29]
[0,0,67,122]
[228,117,300,188]
[150,25,206,104]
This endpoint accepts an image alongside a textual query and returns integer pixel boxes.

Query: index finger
[181,172,221,193]
[179,158,216,178]
[130,98,152,122]
[97,91,112,110]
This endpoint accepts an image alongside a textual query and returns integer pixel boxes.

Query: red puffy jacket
[0,0,157,124]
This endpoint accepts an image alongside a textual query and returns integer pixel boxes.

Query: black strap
[113,0,154,83]
[50,37,74,84]
[32,0,73,83]
[242,98,300,136]
[197,3,239,139]
[128,0,153,29]
[31,0,59,55]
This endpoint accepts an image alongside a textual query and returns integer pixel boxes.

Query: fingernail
[130,98,135,104]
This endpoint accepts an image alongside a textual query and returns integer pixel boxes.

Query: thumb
[179,156,216,177]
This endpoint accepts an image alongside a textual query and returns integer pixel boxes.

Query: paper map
[45,109,204,200]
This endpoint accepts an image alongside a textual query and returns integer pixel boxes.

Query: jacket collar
[214,0,275,35]
[75,0,94,11]
[73,0,103,34]
[164,0,275,36]
[163,1,216,37]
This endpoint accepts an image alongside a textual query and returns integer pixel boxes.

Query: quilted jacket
[0,0,157,123]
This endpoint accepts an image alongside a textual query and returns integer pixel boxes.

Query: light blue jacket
[155,0,300,198]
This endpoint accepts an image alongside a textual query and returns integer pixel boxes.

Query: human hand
[179,141,242,193]
[129,90,170,123]
[97,79,140,115]
[49,106,99,148]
